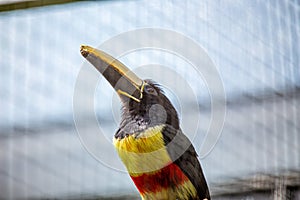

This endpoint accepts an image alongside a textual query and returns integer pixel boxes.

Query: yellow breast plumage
[113,125,197,200]
[113,125,171,175]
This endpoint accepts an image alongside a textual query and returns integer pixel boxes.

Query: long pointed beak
[80,45,144,102]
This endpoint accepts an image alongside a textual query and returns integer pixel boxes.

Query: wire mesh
[0,0,299,199]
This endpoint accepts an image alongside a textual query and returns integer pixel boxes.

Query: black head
[118,79,179,137]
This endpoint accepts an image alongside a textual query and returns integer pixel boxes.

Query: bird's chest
[113,125,197,200]
[113,125,171,174]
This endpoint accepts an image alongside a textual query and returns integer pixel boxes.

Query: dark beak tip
[80,45,89,58]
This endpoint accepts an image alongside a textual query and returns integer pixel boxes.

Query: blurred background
[0,0,299,199]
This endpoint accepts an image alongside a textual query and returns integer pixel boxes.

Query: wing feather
[162,125,210,200]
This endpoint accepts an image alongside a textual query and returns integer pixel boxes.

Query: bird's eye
[145,85,157,95]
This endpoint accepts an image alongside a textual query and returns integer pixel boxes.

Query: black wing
[162,125,210,200]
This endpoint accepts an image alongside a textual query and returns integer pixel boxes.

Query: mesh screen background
[0,0,299,199]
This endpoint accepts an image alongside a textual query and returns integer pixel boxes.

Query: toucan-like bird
[80,45,210,200]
